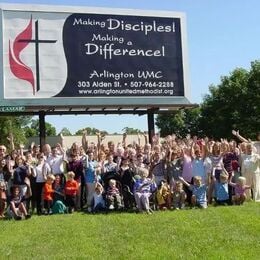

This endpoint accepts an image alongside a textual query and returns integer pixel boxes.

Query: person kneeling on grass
[9,186,31,220]
[65,171,79,213]
[156,180,171,210]
[172,181,186,210]
[179,176,208,209]
[52,175,67,214]
[213,172,230,206]
[229,176,251,205]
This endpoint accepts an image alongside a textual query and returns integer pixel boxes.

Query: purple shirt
[182,154,193,182]
[68,160,83,181]
[223,152,238,175]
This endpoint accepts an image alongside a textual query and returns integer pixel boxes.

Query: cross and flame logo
[9,16,57,95]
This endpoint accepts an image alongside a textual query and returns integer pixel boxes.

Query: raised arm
[143,132,148,145]
[81,130,88,153]
[122,133,127,148]
[232,130,249,143]
[59,133,65,149]
[178,176,191,188]
[7,133,15,151]
[56,143,65,155]
[96,132,101,160]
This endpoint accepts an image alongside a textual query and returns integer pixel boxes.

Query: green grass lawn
[1,203,260,259]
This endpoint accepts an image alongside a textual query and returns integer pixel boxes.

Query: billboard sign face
[0,4,190,108]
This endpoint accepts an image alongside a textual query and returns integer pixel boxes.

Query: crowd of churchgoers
[0,130,259,220]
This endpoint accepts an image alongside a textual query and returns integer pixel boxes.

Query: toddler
[106,179,122,210]
[229,176,251,205]
[156,180,171,210]
[172,181,186,210]
[179,176,208,209]
[214,172,230,205]
[93,182,106,213]
[43,174,55,214]
[64,171,79,213]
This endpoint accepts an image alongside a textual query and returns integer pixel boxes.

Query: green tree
[156,108,201,137]
[199,61,260,139]
[75,127,108,136]
[122,127,142,134]
[24,119,56,137]
[0,116,32,149]
[59,127,72,136]
[156,61,260,139]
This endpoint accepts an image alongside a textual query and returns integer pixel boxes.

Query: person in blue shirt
[214,172,230,205]
[179,175,208,209]
[84,152,100,212]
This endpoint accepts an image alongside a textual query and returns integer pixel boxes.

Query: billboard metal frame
[0,4,196,146]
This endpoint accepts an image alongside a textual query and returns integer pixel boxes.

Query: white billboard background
[3,11,68,98]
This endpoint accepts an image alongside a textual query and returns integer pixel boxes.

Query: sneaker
[25,214,31,219]
[16,216,22,220]
[87,207,92,213]
[108,205,115,210]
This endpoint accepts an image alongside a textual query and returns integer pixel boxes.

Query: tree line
[156,60,260,140]
[0,60,259,149]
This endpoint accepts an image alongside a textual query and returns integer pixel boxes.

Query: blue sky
[1,0,260,134]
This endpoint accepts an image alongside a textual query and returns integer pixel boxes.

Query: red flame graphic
[9,17,35,95]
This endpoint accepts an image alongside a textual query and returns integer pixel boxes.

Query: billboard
[0,4,190,109]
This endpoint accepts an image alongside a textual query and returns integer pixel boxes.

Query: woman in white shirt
[33,153,51,215]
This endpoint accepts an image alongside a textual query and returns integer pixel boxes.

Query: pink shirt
[235,185,248,196]
[230,182,250,196]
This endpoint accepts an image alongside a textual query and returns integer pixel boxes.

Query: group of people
[0,130,259,219]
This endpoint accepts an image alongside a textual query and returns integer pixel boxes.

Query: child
[172,181,187,210]
[214,172,230,205]
[133,167,157,214]
[93,182,106,213]
[43,174,55,215]
[106,179,122,210]
[156,180,171,210]
[229,176,251,205]
[0,181,7,218]
[179,176,208,209]
[9,186,31,220]
[64,171,79,213]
